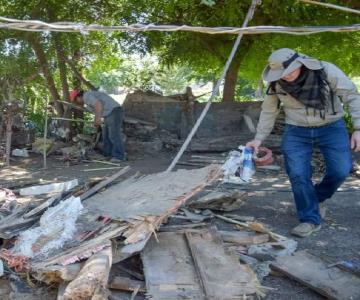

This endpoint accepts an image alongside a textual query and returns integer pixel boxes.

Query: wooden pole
[5,113,13,166]
[43,97,49,169]
[166,0,260,172]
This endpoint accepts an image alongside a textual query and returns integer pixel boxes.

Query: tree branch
[26,33,64,116]
[64,57,97,91]
[53,34,71,102]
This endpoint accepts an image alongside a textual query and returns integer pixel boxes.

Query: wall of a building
[123,91,262,139]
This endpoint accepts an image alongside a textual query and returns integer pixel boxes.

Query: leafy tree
[118,0,360,101]
[0,0,123,119]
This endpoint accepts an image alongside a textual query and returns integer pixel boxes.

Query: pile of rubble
[1,156,359,300]
[0,101,36,164]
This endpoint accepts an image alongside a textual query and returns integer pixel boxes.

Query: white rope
[166,0,260,172]
[299,0,360,15]
[0,16,359,35]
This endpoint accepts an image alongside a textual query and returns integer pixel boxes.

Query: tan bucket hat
[262,48,323,82]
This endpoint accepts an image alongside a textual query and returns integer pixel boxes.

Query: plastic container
[239,147,255,182]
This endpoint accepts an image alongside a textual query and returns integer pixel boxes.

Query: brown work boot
[319,202,327,219]
[291,223,321,238]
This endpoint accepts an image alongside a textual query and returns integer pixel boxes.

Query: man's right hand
[245,139,262,154]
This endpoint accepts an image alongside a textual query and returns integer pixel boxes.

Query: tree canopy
[118,0,360,100]
[0,0,359,116]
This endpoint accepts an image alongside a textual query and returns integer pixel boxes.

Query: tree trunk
[221,38,254,102]
[222,57,241,102]
[27,34,64,116]
[54,34,71,102]
[53,33,72,132]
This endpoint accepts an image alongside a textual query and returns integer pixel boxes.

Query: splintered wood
[63,242,112,300]
[84,165,220,221]
[142,229,262,299]
[31,166,219,281]
[84,165,220,244]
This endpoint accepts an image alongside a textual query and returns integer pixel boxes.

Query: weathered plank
[219,230,269,245]
[84,165,219,221]
[31,224,127,270]
[189,190,247,211]
[185,229,260,299]
[79,166,131,201]
[271,250,360,300]
[142,230,261,300]
[142,232,205,300]
[109,276,146,293]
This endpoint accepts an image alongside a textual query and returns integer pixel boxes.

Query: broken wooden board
[219,230,269,245]
[142,230,261,300]
[185,229,261,299]
[271,250,360,300]
[79,166,130,201]
[84,165,220,245]
[19,179,78,196]
[142,232,205,300]
[189,189,247,211]
[109,276,146,293]
[84,165,219,221]
[31,223,127,270]
[0,205,40,239]
[34,240,134,284]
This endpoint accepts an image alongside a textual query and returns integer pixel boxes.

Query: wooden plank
[23,193,63,219]
[159,223,207,232]
[185,229,260,299]
[189,190,247,211]
[0,213,39,239]
[109,276,146,293]
[80,166,130,201]
[219,230,269,245]
[142,232,205,300]
[114,264,144,281]
[271,250,360,300]
[31,224,127,269]
[84,165,219,221]
[34,242,135,284]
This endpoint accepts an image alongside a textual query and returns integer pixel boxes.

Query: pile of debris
[1,156,359,299]
[1,164,262,299]
[0,101,36,164]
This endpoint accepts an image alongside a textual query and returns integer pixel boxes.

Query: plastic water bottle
[240,147,255,182]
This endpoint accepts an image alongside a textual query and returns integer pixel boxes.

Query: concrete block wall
[123,91,262,139]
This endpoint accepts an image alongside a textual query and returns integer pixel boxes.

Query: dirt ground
[0,150,359,299]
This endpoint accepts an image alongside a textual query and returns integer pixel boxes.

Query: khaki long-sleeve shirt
[255,62,360,141]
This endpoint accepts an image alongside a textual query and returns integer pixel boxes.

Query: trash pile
[1,148,360,299]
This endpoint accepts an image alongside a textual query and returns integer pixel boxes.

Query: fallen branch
[63,242,112,300]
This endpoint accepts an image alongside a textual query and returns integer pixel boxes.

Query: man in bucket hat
[70,89,126,163]
[247,48,360,237]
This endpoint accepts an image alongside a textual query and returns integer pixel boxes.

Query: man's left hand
[351,131,360,152]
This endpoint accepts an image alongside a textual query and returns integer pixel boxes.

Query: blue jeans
[102,107,125,160]
[282,118,352,225]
